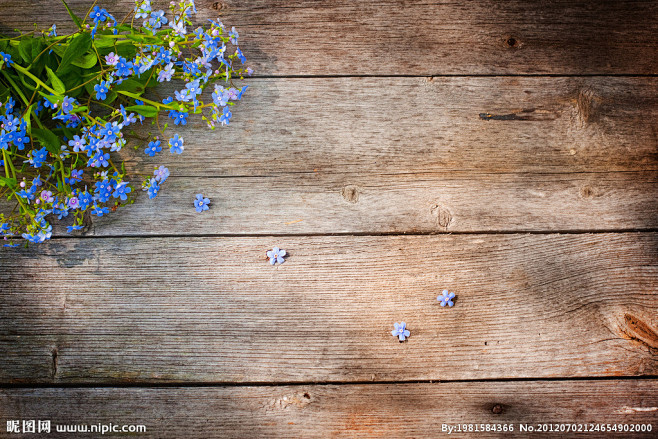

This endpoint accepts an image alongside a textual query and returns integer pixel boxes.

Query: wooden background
[1,0,657,437]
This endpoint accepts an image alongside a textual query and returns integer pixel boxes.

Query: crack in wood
[51,347,58,380]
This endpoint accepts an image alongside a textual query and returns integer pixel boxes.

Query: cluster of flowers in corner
[0,0,251,246]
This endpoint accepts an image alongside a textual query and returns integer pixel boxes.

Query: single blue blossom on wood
[112,182,132,201]
[66,224,83,233]
[438,290,455,307]
[392,322,410,341]
[194,194,210,212]
[266,247,286,265]
[169,134,184,154]
[144,139,162,156]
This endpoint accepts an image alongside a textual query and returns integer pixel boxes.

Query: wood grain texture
[119,77,658,176]
[72,171,658,236]
[0,234,655,383]
[1,381,657,438]
[1,0,657,75]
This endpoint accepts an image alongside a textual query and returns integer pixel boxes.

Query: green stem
[12,64,57,95]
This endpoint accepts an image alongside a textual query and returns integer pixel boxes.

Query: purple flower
[40,190,54,203]
[158,62,174,82]
[194,194,210,212]
[154,165,169,182]
[391,322,410,341]
[266,247,286,265]
[169,134,184,154]
[67,196,80,209]
[438,290,455,307]
[105,52,119,66]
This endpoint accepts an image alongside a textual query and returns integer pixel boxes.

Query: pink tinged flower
[105,52,119,66]
[41,190,54,203]
[68,197,80,209]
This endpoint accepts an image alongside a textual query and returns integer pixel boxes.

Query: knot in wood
[341,185,360,203]
[492,404,503,414]
[579,185,595,198]
[431,203,452,228]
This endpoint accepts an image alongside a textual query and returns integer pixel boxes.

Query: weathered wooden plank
[1,381,657,437]
[2,1,657,75]
[1,234,655,383]
[2,77,654,235]
[119,77,658,176]
[71,171,658,236]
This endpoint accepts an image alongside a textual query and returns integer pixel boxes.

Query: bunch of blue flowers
[0,0,250,245]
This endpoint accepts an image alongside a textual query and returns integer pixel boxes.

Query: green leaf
[45,66,65,94]
[93,35,116,49]
[125,105,159,117]
[18,37,33,64]
[60,0,82,29]
[57,33,91,73]
[71,52,97,69]
[0,176,18,188]
[32,128,61,154]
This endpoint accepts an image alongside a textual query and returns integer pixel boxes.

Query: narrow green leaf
[32,128,61,155]
[57,33,92,73]
[69,105,88,114]
[45,66,65,94]
[60,0,82,29]
[24,103,35,134]
[125,105,159,117]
